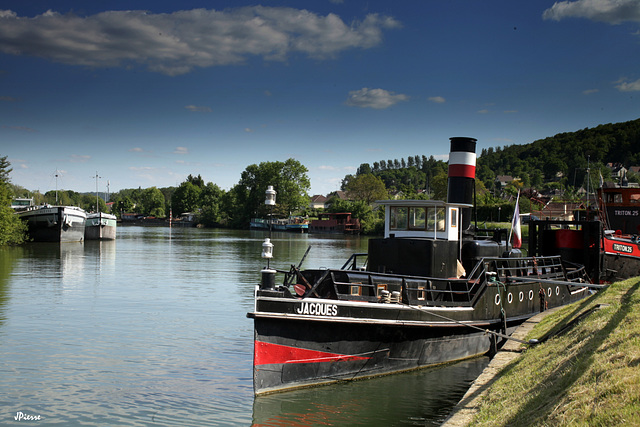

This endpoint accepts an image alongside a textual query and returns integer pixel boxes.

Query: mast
[94,171,102,213]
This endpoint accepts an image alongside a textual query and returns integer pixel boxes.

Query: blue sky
[1,0,640,197]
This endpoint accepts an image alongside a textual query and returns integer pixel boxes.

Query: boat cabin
[367,200,472,278]
[381,199,469,241]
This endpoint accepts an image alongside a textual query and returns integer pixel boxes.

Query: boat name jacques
[296,302,338,316]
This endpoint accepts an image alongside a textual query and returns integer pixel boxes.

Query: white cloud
[583,88,599,94]
[1,125,36,132]
[428,96,445,103]
[129,147,144,152]
[70,154,90,162]
[244,128,254,132]
[543,0,640,24]
[477,109,490,114]
[616,78,640,91]
[174,147,188,155]
[185,105,212,112]
[345,87,409,109]
[0,7,400,76]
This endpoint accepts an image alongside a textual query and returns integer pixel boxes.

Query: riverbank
[443,277,640,426]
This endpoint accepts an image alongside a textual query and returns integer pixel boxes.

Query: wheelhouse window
[390,205,446,231]
[408,207,426,230]
[606,192,623,203]
[426,208,446,231]
[451,208,458,228]
[390,206,408,230]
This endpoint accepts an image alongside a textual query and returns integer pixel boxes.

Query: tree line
[3,118,640,244]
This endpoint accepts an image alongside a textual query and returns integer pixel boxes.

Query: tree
[186,174,205,189]
[199,182,224,226]
[430,171,449,201]
[356,163,372,176]
[172,181,202,215]
[140,187,166,217]
[230,158,310,227]
[344,174,388,204]
[0,156,28,245]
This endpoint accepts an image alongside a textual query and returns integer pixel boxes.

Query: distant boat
[309,212,360,234]
[85,211,117,240]
[530,183,640,283]
[251,217,309,233]
[85,171,117,240]
[17,205,87,242]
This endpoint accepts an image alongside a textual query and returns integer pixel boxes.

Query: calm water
[0,226,488,426]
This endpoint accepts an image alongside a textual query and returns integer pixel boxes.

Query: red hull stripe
[448,164,476,179]
[254,341,371,366]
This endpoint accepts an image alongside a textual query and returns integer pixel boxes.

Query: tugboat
[248,137,593,395]
[529,186,640,283]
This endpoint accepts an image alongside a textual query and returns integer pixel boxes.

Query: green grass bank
[468,277,640,426]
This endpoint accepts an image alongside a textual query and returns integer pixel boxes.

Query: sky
[1,0,640,197]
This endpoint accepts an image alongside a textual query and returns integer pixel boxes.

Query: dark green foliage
[326,198,384,234]
[478,118,640,191]
[228,158,310,228]
[0,156,28,245]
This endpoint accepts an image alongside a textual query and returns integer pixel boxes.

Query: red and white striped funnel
[447,137,477,230]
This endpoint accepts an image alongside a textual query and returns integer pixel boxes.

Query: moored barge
[17,205,87,242]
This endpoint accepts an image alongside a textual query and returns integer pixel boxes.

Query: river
[0,226,488,426]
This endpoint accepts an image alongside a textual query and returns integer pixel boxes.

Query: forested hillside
[477,118,640,190]
[345,118,640,197]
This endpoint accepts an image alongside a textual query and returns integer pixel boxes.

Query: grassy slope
[470,277,640,426]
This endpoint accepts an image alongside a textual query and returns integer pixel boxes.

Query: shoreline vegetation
[463,277,640,426]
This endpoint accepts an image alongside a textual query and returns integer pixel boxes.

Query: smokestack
[447,137,477,231]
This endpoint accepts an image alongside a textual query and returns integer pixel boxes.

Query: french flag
[511,192,522,249]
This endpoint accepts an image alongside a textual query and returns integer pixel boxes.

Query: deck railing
[308,255,582,307]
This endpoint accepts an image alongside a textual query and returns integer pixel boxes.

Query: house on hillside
[309,195,328,209]
[495,175,516,190]
[606,163,627,181]
[327,190,349,201]
[538,201,585,221]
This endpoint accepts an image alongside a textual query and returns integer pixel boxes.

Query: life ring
[529,290,534,300]
[547,287,552,297]
[556,286,560,296]
[495,294,501,305]
[507,293,513,304]
[519,291,524,302]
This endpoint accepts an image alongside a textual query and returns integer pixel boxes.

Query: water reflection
[252,357,489,427]
[0,246,24,326]
[0,228,486,426]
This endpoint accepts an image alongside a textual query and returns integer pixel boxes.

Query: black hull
[250,278,589,394]
[253,316,506,394]
[18,206,86,242]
